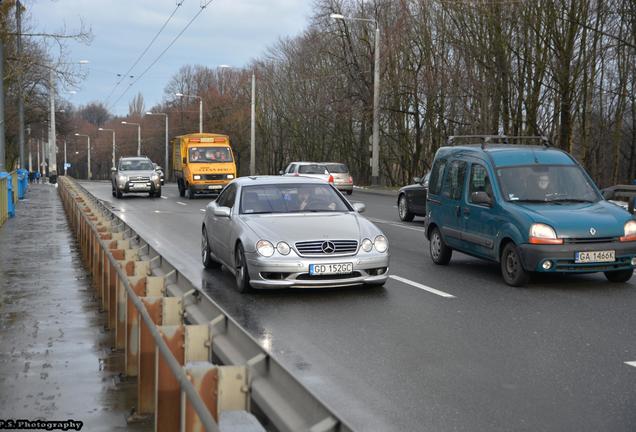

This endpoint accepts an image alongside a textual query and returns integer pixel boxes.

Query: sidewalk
[0,184,149,431]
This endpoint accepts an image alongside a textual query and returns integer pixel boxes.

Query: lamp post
[121,121,141,156]
[145,112,169,179]
[218,65,257,175]
[331,13,381,185]
[48,60,89,181]
[175,93,202,133]
[98,127,116,168]
[74,133,91,180]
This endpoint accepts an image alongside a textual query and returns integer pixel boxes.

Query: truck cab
[172,133,237,199]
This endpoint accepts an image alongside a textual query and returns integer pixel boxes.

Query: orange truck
[172,133,238,198]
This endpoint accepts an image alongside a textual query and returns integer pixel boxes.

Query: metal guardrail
[57,177,354,432]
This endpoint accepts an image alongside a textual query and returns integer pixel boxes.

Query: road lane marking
[368,218,426,233]
[389,275,456,298]
[177,202,187,206]
[200,209,205,212]
[160,196,167,199]
[154,210,161,213]
[625,361,636,368]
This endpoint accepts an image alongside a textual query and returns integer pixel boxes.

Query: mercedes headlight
[276,241,291,255]
[361,238,373,252]
[227,174,235,179]
[256,240,274,257]
[374,235,388,253]
[193,175,201,180]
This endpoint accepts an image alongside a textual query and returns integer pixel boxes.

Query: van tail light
[619,235,636,242]
[328,175,334,183]
[348,176,353,183]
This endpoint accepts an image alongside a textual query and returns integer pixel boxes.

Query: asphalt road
[80,181,636,432]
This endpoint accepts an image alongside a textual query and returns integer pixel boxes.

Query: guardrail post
[139,295,163,416]
[184,363,248,431]
[156,325,185,432]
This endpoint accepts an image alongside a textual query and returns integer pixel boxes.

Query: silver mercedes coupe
[201,176,390,292]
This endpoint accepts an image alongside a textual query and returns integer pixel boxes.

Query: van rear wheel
[430,227,452,265]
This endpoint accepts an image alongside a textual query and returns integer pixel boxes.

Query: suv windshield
[325,163,348,173]
[119,160,154,171]
[189,146,233,163]
[497,165,601,203]
[240,184,351,214]
[298,164,328,174]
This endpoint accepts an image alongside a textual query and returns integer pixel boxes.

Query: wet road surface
[79,181,636,432]
[0,184,150,432]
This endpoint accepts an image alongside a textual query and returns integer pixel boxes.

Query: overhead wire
[103,1,185,107]
[109,0,216,112]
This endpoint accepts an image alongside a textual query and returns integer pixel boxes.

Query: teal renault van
[424,136,636,286]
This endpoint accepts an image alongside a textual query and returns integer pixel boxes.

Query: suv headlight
[529,223,563,245]
[227,174,235,179]
[151,173,159,181]
[193,175,201,180]
[374,235,388,253]
[620,220,636,242]
[117,174,127,183]
[256,240,274,257]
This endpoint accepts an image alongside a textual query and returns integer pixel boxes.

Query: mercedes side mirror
[110,167,117,173]
[214,206,231,218]
[413,177,421,184]
[279,170,284,175]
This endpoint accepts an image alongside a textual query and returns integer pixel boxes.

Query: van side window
[429,159,447,195]
[442,160,467,200]
[469,164,492,203]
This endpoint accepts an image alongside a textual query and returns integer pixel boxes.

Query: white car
[280,162,334,184]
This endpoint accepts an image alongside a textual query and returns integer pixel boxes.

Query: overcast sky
[28,0,314,116]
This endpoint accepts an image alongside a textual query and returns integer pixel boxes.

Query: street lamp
[47,60,89,181]
[98,127,116,168]
[331,13,381,185]
[175,92,202,133]
[121,121,141,156]
[74,133,91,180]
[217,65,256,175]
[145,112,169,179]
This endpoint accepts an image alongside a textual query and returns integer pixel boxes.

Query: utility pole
[250,72,256,176]
[63,139,67,176]
[16,0,25,169]
[371,25,380,186]
[0,6,6,173]
[49,69,58,181]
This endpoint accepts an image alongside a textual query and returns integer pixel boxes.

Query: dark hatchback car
[397,173,430,221]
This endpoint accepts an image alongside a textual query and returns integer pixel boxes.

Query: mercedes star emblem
[321,241,336,254]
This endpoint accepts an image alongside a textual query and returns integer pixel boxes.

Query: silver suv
[111,157,162,198]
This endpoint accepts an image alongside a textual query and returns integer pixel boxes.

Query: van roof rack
[447,135,551,149]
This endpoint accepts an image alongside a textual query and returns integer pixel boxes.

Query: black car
[397,172,429,222]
